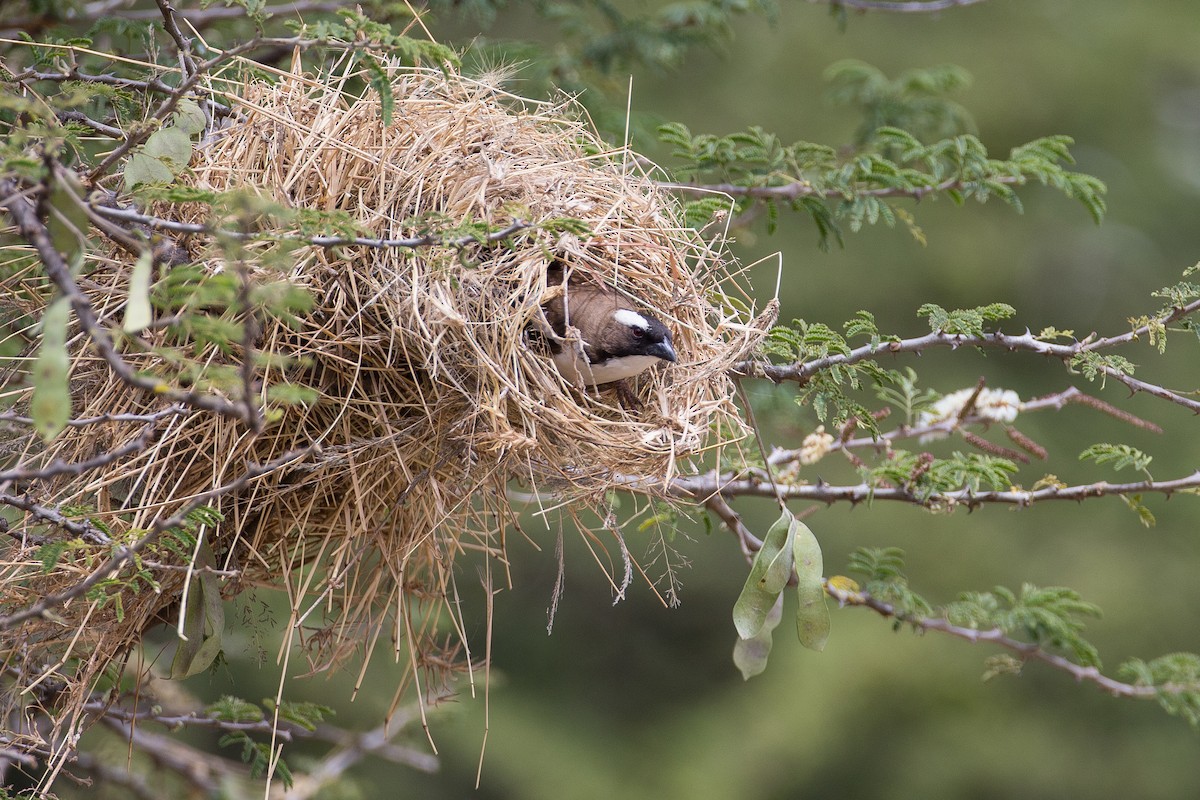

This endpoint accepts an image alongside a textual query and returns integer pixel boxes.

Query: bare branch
[0,423,158,485]
[91,203,537,250]
[0,492,110,543]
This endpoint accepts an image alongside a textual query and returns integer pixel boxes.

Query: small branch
[3,65,232,118]
[0,446,314,632]
[763,386,1155,470]
[1,176,256,423]
[824,581,1155,698]
[91,204,536,250]
[661,174,1022,202]
[701,493,761,563]
[807,0,992,12]
[0,405,187,429]
[0,493,110,543]
[0,423,159,485]
[665,469,1200,510]
[0,0,346,35]
[154,0,199,81]
[736,307,1200,414]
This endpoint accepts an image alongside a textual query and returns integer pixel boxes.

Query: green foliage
[874,367,939,427]
[1070,351,1136,382]
[862,450,1018,501]
[219,730,289,786]
[30,295,71,441]
[824,60,974,146]
[123,100,206,191]
[917,302,1015,336]
[207,695,267,723]
[273,699,335,732]
[657,66,1105,245]
[946,584,1102,668]
[1079,443,1153,477]
[1119,654,1200,728]
[761,317,888,434]
[846,547,931,622]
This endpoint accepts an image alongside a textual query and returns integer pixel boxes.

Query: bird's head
[610,307,677,365]
[540,267,678,386]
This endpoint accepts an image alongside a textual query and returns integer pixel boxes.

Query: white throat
[552,350,660,386]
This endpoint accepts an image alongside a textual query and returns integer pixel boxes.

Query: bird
[540,264,677,391]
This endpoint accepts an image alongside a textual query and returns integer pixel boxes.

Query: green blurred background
[179,1,1200,797]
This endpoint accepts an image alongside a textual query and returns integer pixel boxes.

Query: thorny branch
[673,468,1200,510]
[0,446,314,632]
[0,174,259,424]
[735,300,1200,413]
[808,0,993,12]
[662,173,1024,202]
[91,203,537,250]
[823,580,1175,700]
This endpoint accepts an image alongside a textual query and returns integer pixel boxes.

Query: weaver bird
[542,265,677,388]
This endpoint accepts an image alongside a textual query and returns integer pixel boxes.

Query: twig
[0,493,110,543]
[0,0,346,35]
[91,204,536,250]
[0,423,159,485]
[1,175,255,423]
[808,0,992,11]
[661,173,1023,202]
[664,469,1200,510]
[0,405,187,427]
[736,308,1200,414]
[0,446,314,631]
[824,580,1163,699]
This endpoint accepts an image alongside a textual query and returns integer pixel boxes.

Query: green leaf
[123,151,175,190]
[123,250,154,333]
[173,99,207,136]
[732,508,795,639]
[170,538,226,679]
[1079,443,1153,474]
[45,169,89,274]
[793,519,830,651]
[31,296,72,441]
[142,125,193,167]
[732,596,783,680]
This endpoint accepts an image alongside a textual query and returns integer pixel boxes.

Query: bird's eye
[629,327,644,339]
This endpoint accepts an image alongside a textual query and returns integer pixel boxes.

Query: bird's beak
[647,340,678,364]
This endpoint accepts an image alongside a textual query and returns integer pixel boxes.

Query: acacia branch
[0,0,347,36]
[824,580,1163,699]
[1,175,255,423]
[806,0,992,12]
[91,203,536,250]
[766,386,1160,470]
[661,174,1022,202]
[0,493,110,543]
[0,423,159,485]
[0,446,314,632]
[667,469,1200,510]
[736,301,1200,414]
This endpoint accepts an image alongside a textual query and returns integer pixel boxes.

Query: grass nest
[0,59,771,741]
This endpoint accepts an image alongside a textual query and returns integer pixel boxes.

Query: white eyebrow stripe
[613,309,650,330]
